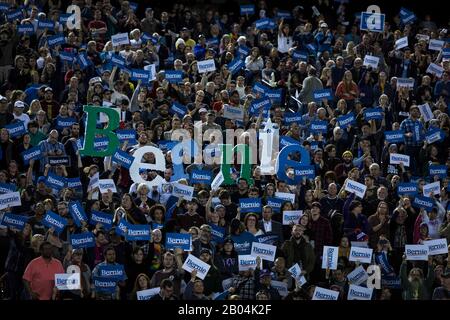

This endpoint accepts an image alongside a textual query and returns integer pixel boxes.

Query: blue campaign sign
[68,201,88,227]
[59,51,75,63]
[399,7,416,24]
[360,12,385,32]
[56,117,76,129]
[256,233,279,245]
[111,149,134,169]
[165,233,192,251]
[1,213,28,230]
[45,173,66,190]
[47,34,66,47]
[237,45,251,57]
[98,264,126,281]
[429,165,448,178]
[413,195,434,212]
[0,183,16,194]
[279,135,301,149]
[295,165,316,179]
[385,130,405,143]
[249,97,271,116]
[37,19,55,30]
[313,89,332,101]
[93,277,117,293]
[210,224,225,244]
[277,10,292,19]
[66,177,82,190]
[310,120,328,134]
[206,38,219,47]
[164,70,183,84]
[129,1,138,10]
[116,219,130,237]
[5,121,26,138]
[158,140,178,152]
[264,89,282,103]
[397,183,418,196]
[0,3,10,11]
[443,48,450,60]
[17,24,34,34]
[42,211,67,234]
[292,51,308,62]
[127,224,151,241]
[382,275,402,289]
[116,129,137,145]
[252,82,269,96]
[240,5,255,15]
[170,102,188,117]
[7,9,23,21]
[228,58,245,75]
[90,211,113,230]
[77,53,92,69]
[239,198,262,214]
[59,13,71,24]
[131,69,150,82]
[111,54,126,67]
[337,112,356,129]
[71,232,95,249]
[255,18,276,30]
[190,170,213,184]
[284,112,302,125]
[266,197,284,213]
[232,232,254,255]
[21,146,41,165]
[425,128,445,144]
[364,107,384,121]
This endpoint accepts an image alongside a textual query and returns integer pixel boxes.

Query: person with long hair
[335,70,359,109]
[130,273,152,300]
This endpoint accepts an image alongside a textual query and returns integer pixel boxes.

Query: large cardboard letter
[129,146,166,188]
[220,144,253,185]
[276,145,311,185]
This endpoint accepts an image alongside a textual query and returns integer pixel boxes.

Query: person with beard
[192,224,216,258]
[63,123,81,177]
[334,151,354,186]
[22,241,64,300]
[231,178,249,203]
[149,100,171,130]
[281,224,315,276]
[214,237,239,280]
[400,254,435,300]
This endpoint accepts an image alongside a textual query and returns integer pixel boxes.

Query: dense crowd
[0,0,450,301]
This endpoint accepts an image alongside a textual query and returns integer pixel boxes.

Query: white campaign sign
[136,288,160,300]
[55,273,81,290]
[424,238,448,256]
[426,63,444,78]
[275,192,295,204]
[429,39,444,51]
[111,32,130,46]
[345,180,367,199]
[222,105,244,120]
[282,210,303,225]
[98,179,117,193]
[270,280,288,297]
[423,181,440,197]
[390,153,410,167]
[395,36,408,50]
[171,182,194,201]
[405,244,429,261]
[312,286,339,300]
[197,59,216,73]
[418,103,433,122]
[251,242,277,262]
[238,255,258,271]
[0,192,22,210]
[211,172,224,191]
[182,254,211,280]
[347,284,373,300]
[222,278,234,291]
[321,246,339,270]
[347,265,369,286]
[363,55,380,68]
[349,247,373,264]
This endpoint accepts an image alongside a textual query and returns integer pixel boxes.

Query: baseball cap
[72,248,83,255]
[14,101,25,108]
[181,27,189,32]
[200,224,212,232]
[259,269,271,278]
[320,22,328,28]
[214,204,225,211]
[44,87,53,92]
[37,176,46,183]
[223,237,234,245]
[311,202,322,209]
[199,108,208,113]
[200,248,212,255]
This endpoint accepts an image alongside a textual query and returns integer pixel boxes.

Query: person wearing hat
[343,193,370,242]
[61,248,92,300]
[197,247,222,295]
[399,105,425,176]
[214,237,239,280]
[12,100,30,128]
[256,269,281,300]
[192,224,215,258]
[193,34,207,60]
[315,21,333,54]
[201,109,221,133]
[179,26,196,48]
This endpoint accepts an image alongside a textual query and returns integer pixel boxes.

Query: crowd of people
[0,0,450,301]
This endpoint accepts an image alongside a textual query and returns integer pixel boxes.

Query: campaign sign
[266,197,284,213]
[228,58,245,75]
[364,107,383,121]
[111,54,126,67]
[345,180,367,199]
[98,264,126,281]
[0,183,16,194]
[384,130,405,143]
[399,7,416,24]
[275,192,295,204]
[5,121,26,138]
[283,210,303,225]
[294,165,315,179]
[418,103,433,122]
[197,59,216,73]
[382,275,401,289]
[429,39,445,51]
[255,18,273,30]
[21,146,41,165]
[56,117,76,129]
[164,70,183,84]
[279,135,300,148]
[6,9,23,21]
[90,211,113,230]
[360,12,385,32]
[170,102,188,118]
[239,198,262,214]
[111,149,134,169]
[42,211,67,234]
[127,224,151,241]
[413,195,434,212]
[425,128,444,144]
[397,78,415,89]
[312,287,339,300]
[48,156,70,166]
[426,63,444,78]
[172,182,194,201]
[347,265,369,286]
[288,263,302,280]
[111,33,130,46]
[251,242,276,262]
[0,3,10,11]
[45,173,66,190]
[238,255,258,271]
[253,82,268,96]
[321,246,339,270]
[190,170,212,184]
[210,224,225,244]
[348,285,373,300]
[405,244,429,261]
[390,153,410,167]
[71,232,95,249]
[98,179,117,193]
[37,19,55,30]
[424,238,448,256]
[137,288,160,300]
[309,120,328,134]
[130,69,151,82]
[337,112,355,129]
[283,112,302,125]
[222,104,244,120]
[68,201,88,227]
[363,55,380,68]
[240,5,255,15]
[66,178,82,190]
[47,34,66,47]
[270,280,288,297]
[423,181,440,197]
[116,219,130,237]
[264,89,282,103]
[349,247,373,264]
[93,277,116,294]
[55,273,81,290]
[182,254,211,280]
[237,45,251,57]
[443,48,450,60]
[1,213,28,231]
[17,24,34,34]
[59,51,75,63]
[249,98,271,117]
[395,36,408,50]
[165,233,192,251]
[313,89,332,101]
[397,183,418,196]
[0,192,22,210]
[429,165,447,178]
[292,51,308,62]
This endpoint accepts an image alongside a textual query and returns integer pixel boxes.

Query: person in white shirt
[13,101,31,128]
[277,19,293,54]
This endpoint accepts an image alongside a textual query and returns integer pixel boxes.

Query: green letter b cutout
[220,144,253,186]
[79,105,119,157]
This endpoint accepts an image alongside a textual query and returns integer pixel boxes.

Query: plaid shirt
[309,216,333,257]
[231,269,260,300]
[399,117,424,147]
